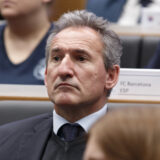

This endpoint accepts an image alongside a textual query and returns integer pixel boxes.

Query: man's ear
[44,68,48,87]
[105,65,120,90]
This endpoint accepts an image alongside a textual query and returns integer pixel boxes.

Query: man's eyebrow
[51,47,61,53]
[50,48,90,56]
[73,49,87,54]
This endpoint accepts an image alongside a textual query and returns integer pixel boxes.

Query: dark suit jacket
[0,113,53,160]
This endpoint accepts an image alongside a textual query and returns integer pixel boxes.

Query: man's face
[45,27,117,111]
[0,0,43,18]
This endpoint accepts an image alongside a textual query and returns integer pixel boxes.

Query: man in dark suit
[0,10,123,160]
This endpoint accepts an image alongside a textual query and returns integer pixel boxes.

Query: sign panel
[110,69,160,103]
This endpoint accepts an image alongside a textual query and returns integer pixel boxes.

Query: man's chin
[53,95,79,107]
[54,92,76,99]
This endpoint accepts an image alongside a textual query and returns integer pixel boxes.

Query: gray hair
[45,10,123,70]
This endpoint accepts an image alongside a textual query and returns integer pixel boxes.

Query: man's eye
[53,56,60,61]
[77,56,86,61]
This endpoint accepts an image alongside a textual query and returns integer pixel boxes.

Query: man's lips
[55,83,79,90]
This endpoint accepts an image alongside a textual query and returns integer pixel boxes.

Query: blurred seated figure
[86,0,155,26]
[147,42,160,68]
[0,0,54,84]
[86,0,127,23]
[84,107,160,160]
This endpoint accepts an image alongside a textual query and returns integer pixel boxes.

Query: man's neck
[54,101,107,123]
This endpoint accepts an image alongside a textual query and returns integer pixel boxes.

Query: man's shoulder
[0,113,53,159]
[0,112,52,135]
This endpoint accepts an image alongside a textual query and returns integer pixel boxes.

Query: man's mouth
[55,83,79,90]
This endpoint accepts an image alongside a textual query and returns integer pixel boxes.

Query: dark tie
[57,123,85,141]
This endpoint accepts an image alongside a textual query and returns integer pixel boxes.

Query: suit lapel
[17,116,52,160]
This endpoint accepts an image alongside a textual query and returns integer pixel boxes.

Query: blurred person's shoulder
[0,20,6,26]
[0,20,6,31]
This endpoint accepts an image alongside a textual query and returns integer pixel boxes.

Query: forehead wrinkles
[51,38,95,51]
[50,27,103,52]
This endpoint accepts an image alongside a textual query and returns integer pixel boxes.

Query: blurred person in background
[86,0,158,26]
[0,0,54,84]
[84,107,160,160]
[147,42,160,68]
[86,0,127,23]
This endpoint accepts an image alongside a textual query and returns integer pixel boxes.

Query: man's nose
[58,55,74,78]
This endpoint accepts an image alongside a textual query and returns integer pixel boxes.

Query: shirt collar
[53,104,107,134]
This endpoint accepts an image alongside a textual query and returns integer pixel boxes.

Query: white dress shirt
[53,104,108,134]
